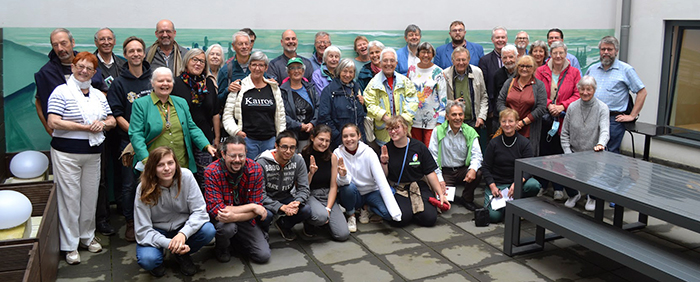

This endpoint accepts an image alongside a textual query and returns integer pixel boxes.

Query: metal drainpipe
[619,0,631,62]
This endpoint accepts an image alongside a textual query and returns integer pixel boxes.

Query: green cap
[287,57,304,66]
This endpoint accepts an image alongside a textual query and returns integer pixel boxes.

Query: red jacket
[535,61,581,134]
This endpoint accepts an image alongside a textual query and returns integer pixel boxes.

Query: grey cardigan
[497,77,547,156]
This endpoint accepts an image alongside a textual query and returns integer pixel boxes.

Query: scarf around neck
[179,71,209,105]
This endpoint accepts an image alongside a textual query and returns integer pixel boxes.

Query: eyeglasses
[388,127,403,132]
[288,66,303,71]
[74,64,95,72]
[551,51,566,57]
[518,65,534,69]
[279,145,297,152]
[516,37,529,40]
[600,47,615,52]
[450,29,465,33]
[250,63,266,69]
[225,153,246,160]
[315,41,331,46]
[191,58,206,65]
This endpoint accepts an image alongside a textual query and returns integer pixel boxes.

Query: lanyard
[395,138,410,186]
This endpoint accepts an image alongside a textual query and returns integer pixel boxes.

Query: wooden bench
[504,197,700,282]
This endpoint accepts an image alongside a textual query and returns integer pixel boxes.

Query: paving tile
[354,228,423,255]
[562,244,624,271]
[301,237,370,265]
[610,267,658,282]
[433,238,511,269]
[454,220,504,237]
[518,248,605,281]
[320,255,402,282]
[257,267,330,282]
[190,248,255,281]
[573,272,632,282]
[466,260,549,281]
[379,247,457,280]
[403,218,472,246]
[415,270,479,282]
[249,241,312,275]
[642,221,700,249]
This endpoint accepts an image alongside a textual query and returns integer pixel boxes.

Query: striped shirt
[47,84,111,153]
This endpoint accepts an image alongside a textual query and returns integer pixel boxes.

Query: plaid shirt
[204,158,264,225]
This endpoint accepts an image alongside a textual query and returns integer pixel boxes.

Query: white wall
[1,0,616,30]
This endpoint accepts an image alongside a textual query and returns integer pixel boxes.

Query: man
[429,100,483,211]
[35,28,108,136]
[478,26,508,135]
[205,136,271,264]
[256,131,312,241]
[546,28,581,73]
[492,44,519,102]
[107,36,153,242]
[266,30,314,82]
[145,19,188,72]
[395,24,422,75]
[310,31,331,70]
[514,31,530,58]
[435,20,484,69]
[217,31,252,104]
[93,28,125,88]
[240,28,257,50]
[585,36,647,154]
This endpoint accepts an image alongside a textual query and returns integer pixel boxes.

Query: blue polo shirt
[585,59,644,112]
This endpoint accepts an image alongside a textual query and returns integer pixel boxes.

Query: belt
[442,166,466,171]
[610,111,625,116]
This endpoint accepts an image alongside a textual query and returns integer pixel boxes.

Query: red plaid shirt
[204,158,264,225]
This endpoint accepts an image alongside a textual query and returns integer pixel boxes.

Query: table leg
[613,205,624,227]
[643,136,651,161]
[504,205,515,256]
[594,199,605,221]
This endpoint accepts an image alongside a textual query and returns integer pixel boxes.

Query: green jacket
[434,122,479,169]
[129,92,210,172]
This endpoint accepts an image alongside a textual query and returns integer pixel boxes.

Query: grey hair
[334,58,356,78]
[285,57,306,73]
[94,27,114,41]
[451,46,471,61]
[368,40,385,50]
[516,31,530,40]
[492,26,507,37]
[445,100,467,116]
[598,36,619,51]
[50,28,73,43]
[380,48,397,62]
[416,42,435,57]
[315,31,330,40]
[404,24,421,37]
[549,41,568,54]
[205,44,224,67]
[250,51,269,66]
[178,48,206,76]
[151,67,174,84]
[577,75,597,91]
[322,45,341,63]
[501,44,518,57]
[232,31,250,45]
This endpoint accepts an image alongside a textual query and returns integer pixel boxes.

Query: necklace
[581,104,593,125]
[502,135,517,148]
[160,103,171,129]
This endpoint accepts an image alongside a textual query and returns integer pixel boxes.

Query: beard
[600,55,615,66]
[408,42,419,49]
[516,42,528,49]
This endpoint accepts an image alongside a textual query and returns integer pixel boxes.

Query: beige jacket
[222,76,286,136]
[442,65,489,122]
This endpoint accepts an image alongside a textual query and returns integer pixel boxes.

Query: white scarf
[67,75,106,146]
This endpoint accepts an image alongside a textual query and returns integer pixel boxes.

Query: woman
[497,55,547,156]
[353,36,370,77]
[482,108,541,223]
[301,125,350,241]
[334,124,401,232]
[311,45,341,95]
[281,57,319,152]
[205,44,224,89]
[406,42,446,146]
[134,146,215,277]
[222,51,286,160]
[318,59,366,149]
[129,67,216,172]
[560,76,609,209]
[357,40,384,92]
[380,116,448,227]
[530,40,549,67]
[173,48,220,186]
[47,51,116,265]
[534,41,581,200]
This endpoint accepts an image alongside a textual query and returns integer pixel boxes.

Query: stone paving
[55,187,699,281]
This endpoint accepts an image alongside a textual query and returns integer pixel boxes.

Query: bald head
[155,19,176,48]
[281,29,298,54]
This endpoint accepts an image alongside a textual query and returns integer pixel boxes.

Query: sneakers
[80,238,102,253]
[347,215,357,233]
[149,264,166,277]
[65,250,80,265]
[214,247,231,263]
[553,190,565,201]
[173,253,197,276]
[564,193,581,208]
[585,196,596,211]
[125,220,136,242]
[274,218,297,241]
[359,208,370,224]
[302,222,316,238]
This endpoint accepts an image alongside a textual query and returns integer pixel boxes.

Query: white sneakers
[585,196,596,211]
[81,238,103,253]
[565,193,581,208]
[66,250,80,265]
[553,191,565,200]
[359,208,370,224]
[347,215,357,233]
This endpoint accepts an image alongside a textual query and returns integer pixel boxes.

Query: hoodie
[332,142,402,221]
[256,149,310,213]
[107,61,153,140]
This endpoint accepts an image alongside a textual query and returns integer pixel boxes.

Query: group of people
[34,18,647,276]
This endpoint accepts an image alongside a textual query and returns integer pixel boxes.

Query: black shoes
[302,222,316,238]
[173,253,197,276]
[215,247,231,263]
[96,221,115,236]
[275,218,297,241]
[463,201,478,211]
[149,264,166,277]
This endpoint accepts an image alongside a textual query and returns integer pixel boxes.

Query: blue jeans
[135,222,215,271]
[607,119,627,154]
[120,139,137,220]
[245,136,275,160]
[337,183,392,220]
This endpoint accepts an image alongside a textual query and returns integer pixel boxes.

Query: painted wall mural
[3,27,612,152]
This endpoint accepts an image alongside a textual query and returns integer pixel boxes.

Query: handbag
[120,130,166,167]
[473,198,493,227]
[364,116,375,142]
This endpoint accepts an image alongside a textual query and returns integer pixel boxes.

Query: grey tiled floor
[56,187,698,281]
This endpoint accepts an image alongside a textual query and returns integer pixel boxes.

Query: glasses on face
[516,37,528,41]
[315,40,330,46]
[191,58,206,65]
[551,51,566,57]
[600,47,615,52]
[75,64,95,72]
[279,145,297,152]
[250,63,266,69]
[518,65,534,69]
[288,66,303,71]
[450,29,465,33]
[388,127,402,133]
[225,153,246,160]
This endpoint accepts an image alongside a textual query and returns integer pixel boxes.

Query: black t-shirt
[302,148,332,190]
[241,84,276,140]
[482,132,534,185]
[172,77,219,142]
[292,89,314,140]
[386,138,438,184]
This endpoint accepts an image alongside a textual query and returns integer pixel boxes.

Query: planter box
[0,182,58,282]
